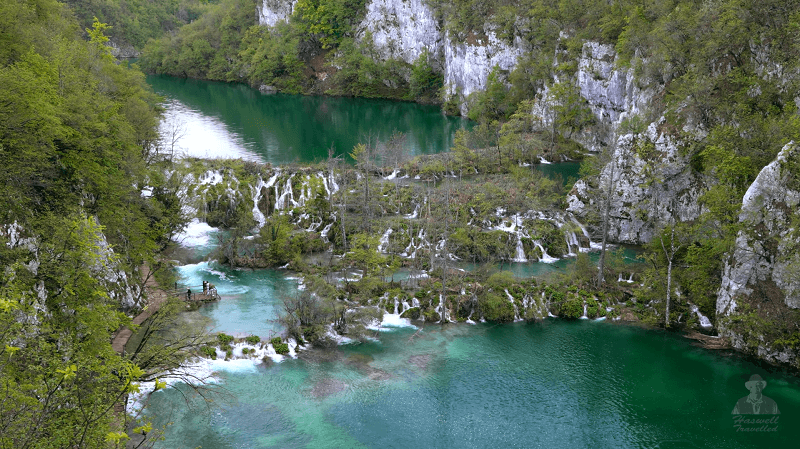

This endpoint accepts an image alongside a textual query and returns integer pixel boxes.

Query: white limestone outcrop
[443,32,525,115]
[567,122,704,244]
[718,142,800,315]
[715,142,800,364]
[258,0,296,27]
[356,0,442,69]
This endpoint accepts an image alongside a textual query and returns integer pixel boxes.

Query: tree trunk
[661,227,676,328]
[597,158,616,287]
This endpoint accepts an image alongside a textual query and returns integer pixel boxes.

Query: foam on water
[375,313,417,330]
[175,219,217,247]
[128,357,261,414]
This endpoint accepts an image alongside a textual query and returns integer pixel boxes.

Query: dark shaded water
[147,75,470,164]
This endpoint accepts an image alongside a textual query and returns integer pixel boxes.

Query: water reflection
[148,76,470,164]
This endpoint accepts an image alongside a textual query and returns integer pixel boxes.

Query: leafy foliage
[0,2,192,446]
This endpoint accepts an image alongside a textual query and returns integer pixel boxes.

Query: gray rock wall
[356,0,443,69]
[258,0,296,27]
[533,42,656,153]
[566,123,704,244]
[716,142,800,365]
[442,32,525,115]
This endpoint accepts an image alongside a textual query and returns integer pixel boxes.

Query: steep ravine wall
[258,0,526,115]
[716,142,800,366]
[566,124,705,244]
[258,0,295,28]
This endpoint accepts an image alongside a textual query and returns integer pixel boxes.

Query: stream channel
[140,76,799,448]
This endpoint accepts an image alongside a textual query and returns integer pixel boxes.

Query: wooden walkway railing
[172,284,221,302]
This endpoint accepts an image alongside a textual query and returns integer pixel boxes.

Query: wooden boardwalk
[111,273,220,355]
[110,268,222,419]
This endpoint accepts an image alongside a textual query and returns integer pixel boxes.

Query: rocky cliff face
[258,0,295,27]
[574,42,654,152]
[716,142,800,365]
[532,42,656,153]
[443,32,525,115]
[356,0,442,69]
[258,0,526,114]
[356,0,524,114]
[566,122,704,243]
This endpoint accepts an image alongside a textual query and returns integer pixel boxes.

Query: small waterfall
[393,298,399,315]
[565,230,581,255]
[405,203,420,219]
[378,228,393,253]
[401,300,411,313]
[506,289,521,321]
[328,171,339,194]
[536,243,558,263]
[513,233,527,262]
[318,171,330,198]
[581,302,588,319]
[571,216,597,250]
[274,176,294,210]
[320,223,333,242]
[296,175,309,206]
[251,175,273,229]
[691,304,713,328]
[435,294,448,322]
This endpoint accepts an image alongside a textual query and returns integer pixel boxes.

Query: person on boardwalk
[187,288,192,301]
[203,281,208,295]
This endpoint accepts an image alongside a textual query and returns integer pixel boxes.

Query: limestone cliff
[716,142,800,366]
[258,0,296,28]
[355,0,442,69]
[566,122,704,244]
[532,42,656,153]
[259,0,526,115]
[443,31,525,115]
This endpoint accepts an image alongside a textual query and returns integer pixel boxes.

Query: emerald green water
[146,78,799,448]
[147,304,800,448]
[155,257,799,449]
[147,75,470,164]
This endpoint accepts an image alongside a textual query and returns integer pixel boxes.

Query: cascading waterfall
[506,289,521,321]
[274,176,294,210]
[581,302,588,319]
[405,203,420,219]
[513,232,527,262]
[536,243,558,263]
[565,230,582,255]
[320,223,333,242]
[378,228,393,253]
[327,171,339,194]
[436,293,448,322]
[250,173,277,228]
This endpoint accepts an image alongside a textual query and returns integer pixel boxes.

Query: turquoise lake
[143,77,800,448]
[147,75,470,164]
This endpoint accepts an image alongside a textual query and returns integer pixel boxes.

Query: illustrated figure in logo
[732,374,780,414]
